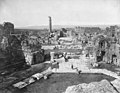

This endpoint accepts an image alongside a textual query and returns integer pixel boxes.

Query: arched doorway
[95,38,110,62]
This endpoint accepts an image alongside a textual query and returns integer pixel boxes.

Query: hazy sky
[0,0,120,27]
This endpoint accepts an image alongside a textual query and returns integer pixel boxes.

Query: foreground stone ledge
[64,79,118,93]
[111,79,120,92]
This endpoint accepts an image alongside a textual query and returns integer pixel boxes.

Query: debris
[13,67,53,89]
[32,73,43,80]
[13,81,28,89]
[43,76,47,79]
[92,63,99,67]
[116,71,120,76]
[23,77,35,84]
[42,67,53,79]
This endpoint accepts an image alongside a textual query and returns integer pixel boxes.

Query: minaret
[48,16,52,33]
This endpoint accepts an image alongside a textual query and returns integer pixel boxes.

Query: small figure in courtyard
[63,52,68,62]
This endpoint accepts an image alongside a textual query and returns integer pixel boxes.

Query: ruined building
[92,26,120,66]
[3,22,14,35]
[93,35,111,63]
[0,22,26,72]
[0,24,4,44]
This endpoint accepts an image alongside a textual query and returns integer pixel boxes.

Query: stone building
[0,24,4,45]
[92,26,120,66]
[3,22,14,35]
[0,24,4,36]
[0,22,26,72]
[93,35,111,63]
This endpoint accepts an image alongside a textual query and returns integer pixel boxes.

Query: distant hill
[15,25,76,30]
[15,24,120,30]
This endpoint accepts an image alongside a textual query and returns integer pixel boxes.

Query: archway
[112,54,117,64]
[96,38,111,62]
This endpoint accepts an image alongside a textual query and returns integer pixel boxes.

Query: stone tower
[3,22,14,35]
[48,16,52,33]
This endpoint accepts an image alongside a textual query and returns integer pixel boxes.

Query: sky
[0,0,120,27]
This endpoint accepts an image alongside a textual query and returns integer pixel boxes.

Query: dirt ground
[12,73,115,93]
[0,62,119,93]
[0,57,119,93]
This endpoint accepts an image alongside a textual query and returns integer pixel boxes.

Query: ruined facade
[0,22,26,71]
[91,26,120,66]
[3,22,14,35]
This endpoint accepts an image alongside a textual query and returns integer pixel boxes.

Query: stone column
[93,51,97,63]
[50,52,54,63]
[48,16,52,33]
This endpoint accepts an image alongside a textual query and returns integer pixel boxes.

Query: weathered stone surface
[111,79,120,92]
[64,79,118,93]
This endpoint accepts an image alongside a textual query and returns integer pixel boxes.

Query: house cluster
[1,21,120,68]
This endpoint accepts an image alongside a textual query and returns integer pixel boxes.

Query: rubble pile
[64,79,118,93]
[13,67,53,89]
[42,45,55,50]
[56,45,82,49]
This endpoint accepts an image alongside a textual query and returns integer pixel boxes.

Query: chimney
[48,16,52,33]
